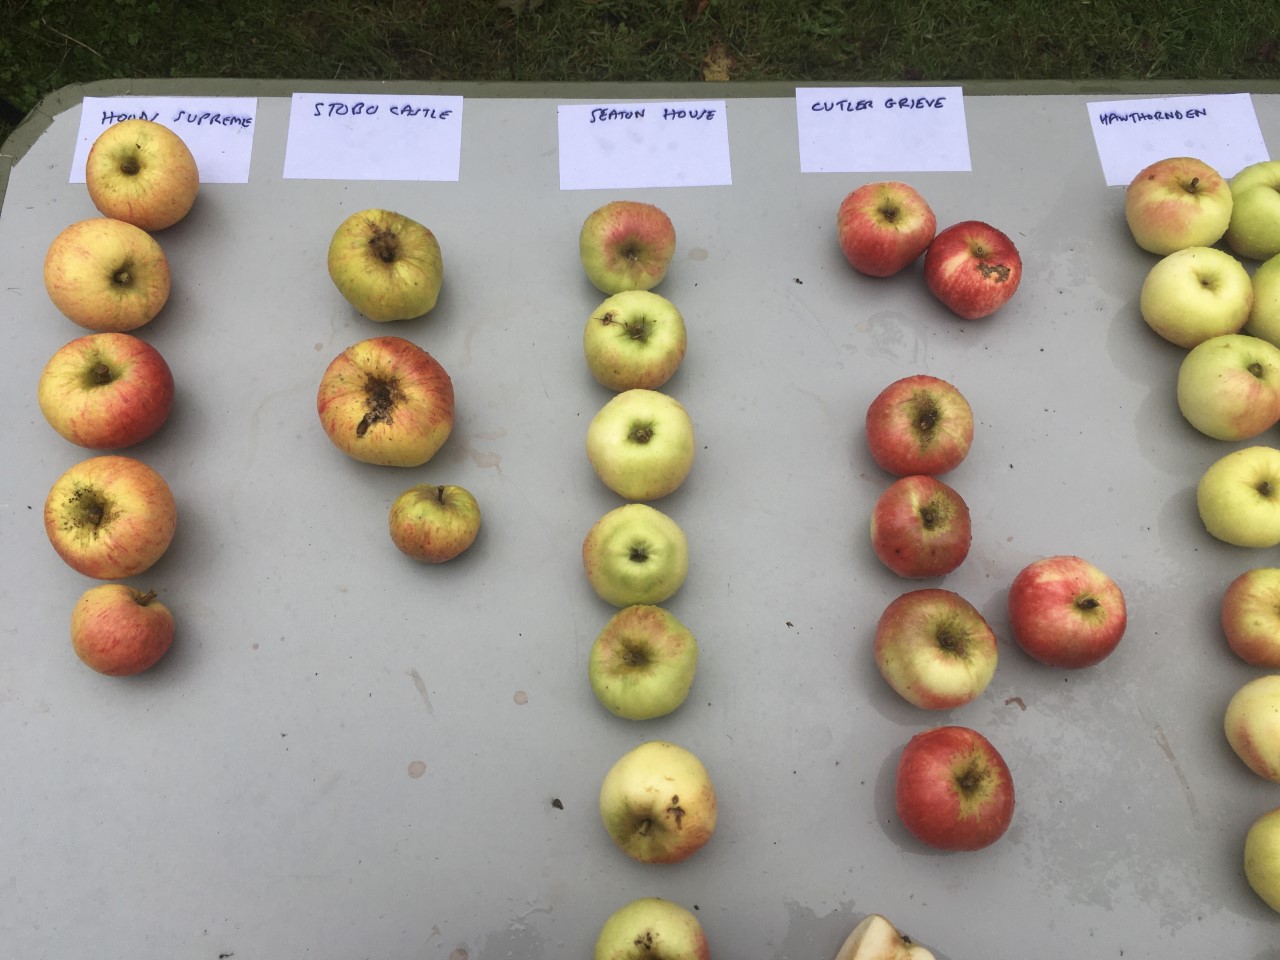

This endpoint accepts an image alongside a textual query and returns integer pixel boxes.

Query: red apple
[923,220,1022,320]
[875,588,998,710]
[895,725,1015,851]
[71,583,174,676]
[1221,568,1280,668]
[837,181,937,277]
[1007,555,1127,668]
[865,375,973,476]
[870,475,971,578]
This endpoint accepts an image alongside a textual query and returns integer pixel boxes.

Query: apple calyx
[628,420,655,444]
[367,226,402,263]
[355,374,405,438]
[877,200,903,223]
[90,361,115,386]
[629,542,650,563]
[935,619,971,657]
[119,155,141,176]
[953,752,997,814]
[68,486,112,531]
[112,265,134,288]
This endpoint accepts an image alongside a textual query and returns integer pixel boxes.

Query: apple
[327,208,443,322]
[1221,568,1280,668]
[388,483,480,563]
[894,725,1015,852]
[583,290,687,391]
[1226,160,1280,261]
[586,389,695,501]
[837,181,937,277]
[1139,246,1253,348]
[582,503,688,607]
[922,220,1022,320]
[870,475,971,579]
[1244,805,1280,914]
[598,740,716,864]
[44,454,177,580]
[865,375,973,476]
[833,914,935,960]
[70,583,174,676]
[874,588,998,710]
[316,336,454,467]
[593,897,710,960]
[1124,156,1232,255]
[43,218,171,332]
[85,118,199,231]
[588,604,698,720]
[1006,555,1127,669]
[1247,253,1280,349]
[1224,675,1280,782]
[1196,446,1280,548]
[1176,334,1280,440]
[579,200,676,294]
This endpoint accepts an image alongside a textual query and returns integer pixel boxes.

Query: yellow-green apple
[388,483,480,563]
[865,375,973,476]
[837,181,937,277]
[1224,675,1280,782]
[923,220,1021,320]
[589,604,698,720]
[327,208,443,322]
[870,475,971,578]
[1139,246,1253,348]
[1124,156,1232,255]
[894,725,1015,851]
[1221,568,1280,667]
[1176,334,1280,440]
[37,332,174,449]
[1006,555,1127,668]
[593,897,710,960]
[598,740,716,863]
[1226,160,1280,260]
[579,200,676,294]
[1196,446,1280,547]
[833,914,935,960]
[44,454,177,579]
[874,588,997,710]
[1246,253,1280,347]
[70,583,174,676]
[1244,805,1280,914]
[43,218,171,332]
[316,336,454,467]
[582,503,688,607]
[85,119,199,231]
[586,389,695,501]
[583,290,687,391]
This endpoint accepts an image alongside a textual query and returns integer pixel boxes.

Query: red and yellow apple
[1006,555,1127,669]
[43,218,171,332]
[1221,568,1280,667]
[388,483,480,562]
[579,201,676,294]
[922,221,1022,320]
[865,375,973,477]
[327,208,444,322]
[598,740,717,864]
[1224,675,1280,783]
[837,181,937,277]
[870,475,971,578]
[71,583,174,675]
[1124,156,1232,255]
[85,118,199,231]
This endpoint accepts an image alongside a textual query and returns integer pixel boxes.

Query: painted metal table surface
[2,82,1279,959]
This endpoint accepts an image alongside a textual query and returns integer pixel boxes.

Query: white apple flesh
[834,913,936,960]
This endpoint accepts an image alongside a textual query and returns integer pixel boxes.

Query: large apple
[1176,334,1280,440]
[316,336,454,467]
[583,290,687,391]
[874,588,998,710]
[85,118,199,231]
[836,181,937,277]
[327,208,443,322]
[579,200,676,294]
[589,604,698,720]
[894,725,1015,852]
[598,740,716,864]
[582,503,688,607]
[1221,568,1280,667]
[1226,160,1280,260]
[586,389,695,501]
[1006,555,1127,669]
[1224,675,1280,782]
[833,914,935,960]
[388,483,480,563]
[44,454,177,580]
[1139,246,1253,348]
[1246,253,1280,347]
[38,332,174,449]
[1196,446,1280,547]
[922,220,1022,320]
[43,218,171,332]
[865,375,973,476]
[870,475,971,579]
[71,583,174,676]
[593,897,710,960]
[1244,805,1280,914]
[1124,156,1232,255]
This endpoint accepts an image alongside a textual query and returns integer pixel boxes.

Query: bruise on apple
[355,374,407,438]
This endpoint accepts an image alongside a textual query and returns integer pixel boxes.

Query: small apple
[865,375,973,476]
[894,725,1015,852]
[582,503,688,607]
[593,897,710,960]
[1176,334,1280,440]
[870,475,971,579]
[583,290,687,391]
[70,583,174,676]
[1139,246,1253,348]
[1244,805,1280,914]
[1224,675,1280,782]
[327,208,443,322]
[1221,568,1280,668]
[44,454,177,580]
[43,218,171,332]
[837,181,937,277]
[316,336,454,467]
[833,914,935,960]
[874,588,998,710]
[586,389,695,501]
[579,200,676,294]
[1226,160,1280,261]
[1124,156,1232,255]
[85,118,199,231]
[1006,555,1127,669]
[1196,446,1280,548]
[598,740,716,864]
[388,483,480,563]
[1246,253,1280,348]
[589,604,698,720]
[922,220,1022,320]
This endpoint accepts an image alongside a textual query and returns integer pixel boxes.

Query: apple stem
[636,818,653,837]
[134,589,158,606]
[1188,176,1201,192]
[112,267,133,287]
[435,485,446,503]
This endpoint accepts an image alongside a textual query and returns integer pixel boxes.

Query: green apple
[1224,675,1280,782]
[1139,246,1253,348]
[579,200,676,294]
[388,483,480,563]
[1124,156,1232,255]
[598,740,717,863]
[327,208,443,321]
[1226,160,1280,260]
[593,897,709,960]
[583,290,687,391]
[586,389,695,501]
[1175,334,1280,440]
[1196,446,1280,547]
[834,914,936,960]
[1245,253,1280,347]
[588,604,697,720]
[1244,805,1280,914]
[582,504,689,607]
[85,119,199,232]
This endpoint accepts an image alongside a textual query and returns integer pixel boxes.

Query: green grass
[4,0,1280,147]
